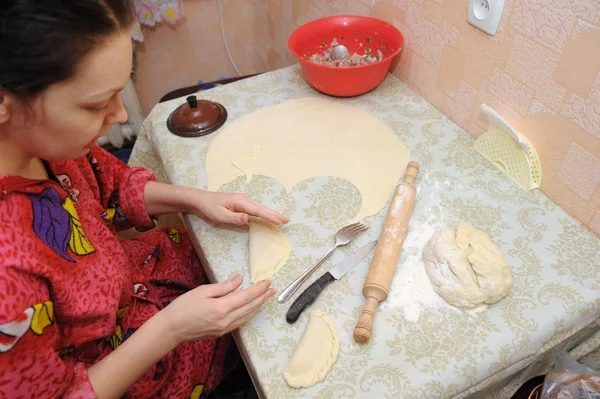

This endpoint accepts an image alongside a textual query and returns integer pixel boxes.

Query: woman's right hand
[162,275,275,345]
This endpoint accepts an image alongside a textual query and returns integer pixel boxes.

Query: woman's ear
[0,92,11,124]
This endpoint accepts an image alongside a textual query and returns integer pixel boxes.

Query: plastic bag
[540,351,600,399]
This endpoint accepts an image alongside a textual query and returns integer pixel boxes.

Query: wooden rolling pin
[353,161,420,344]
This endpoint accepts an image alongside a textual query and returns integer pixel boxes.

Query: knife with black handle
[285,240,378,324]
[286,272,335,323]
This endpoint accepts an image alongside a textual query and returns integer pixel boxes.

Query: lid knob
[186,95,198,109]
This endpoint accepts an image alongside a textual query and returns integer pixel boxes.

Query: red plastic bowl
[288,15,404,97]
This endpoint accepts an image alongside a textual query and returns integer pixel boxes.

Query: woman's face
[2,32,132,161]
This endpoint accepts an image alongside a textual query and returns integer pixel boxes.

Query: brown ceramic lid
[167,95,227,137]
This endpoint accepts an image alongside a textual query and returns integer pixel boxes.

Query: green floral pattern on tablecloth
[129,65,600,398]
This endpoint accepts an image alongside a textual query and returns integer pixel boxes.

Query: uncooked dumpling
[283,309,340,388]
[423,222,513,309]
[248,219,291,283]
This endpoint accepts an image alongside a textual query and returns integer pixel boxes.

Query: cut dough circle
[423,222,513,309]
[248,219,291,283]
[206,97,410,222]
[283,309,340,388]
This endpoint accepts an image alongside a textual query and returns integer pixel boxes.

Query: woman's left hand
[192,191,289,226]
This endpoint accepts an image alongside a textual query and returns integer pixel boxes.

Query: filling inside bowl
[308,38,384,67]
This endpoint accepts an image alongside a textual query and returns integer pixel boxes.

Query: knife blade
[285,240,378,324]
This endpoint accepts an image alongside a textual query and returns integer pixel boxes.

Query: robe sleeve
[88,146,157,232]
[0,266,96,398]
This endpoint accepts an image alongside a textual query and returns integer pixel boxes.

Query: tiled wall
[133,0,271,113]
[133,0,600,236]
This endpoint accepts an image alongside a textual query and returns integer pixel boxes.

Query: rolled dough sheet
[283,309,340,388]
[248,219,291,283]
[206,97,410,222]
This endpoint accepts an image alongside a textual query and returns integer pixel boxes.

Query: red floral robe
[0,146,232,398]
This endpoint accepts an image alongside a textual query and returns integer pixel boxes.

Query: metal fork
[277,222,369,303]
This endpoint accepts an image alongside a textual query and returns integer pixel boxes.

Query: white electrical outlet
[467,0,504,35]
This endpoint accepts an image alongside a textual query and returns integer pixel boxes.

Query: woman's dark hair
[0,0,135,99]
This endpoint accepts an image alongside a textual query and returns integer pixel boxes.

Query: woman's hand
[163,275,275,344]
[143,182,290,226]
[87,274,271,399]
[192,191,289,226]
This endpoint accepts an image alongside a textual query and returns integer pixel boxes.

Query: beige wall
[133,0,600,235]
[133,0,271,113]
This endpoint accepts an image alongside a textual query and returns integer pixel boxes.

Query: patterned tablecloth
[129,65,600,399]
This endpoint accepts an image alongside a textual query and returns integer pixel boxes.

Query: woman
[0,1,289,398]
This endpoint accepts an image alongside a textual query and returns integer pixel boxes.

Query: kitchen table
[129,65,600,398]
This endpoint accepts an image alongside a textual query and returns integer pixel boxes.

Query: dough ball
[423,222,512,309]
